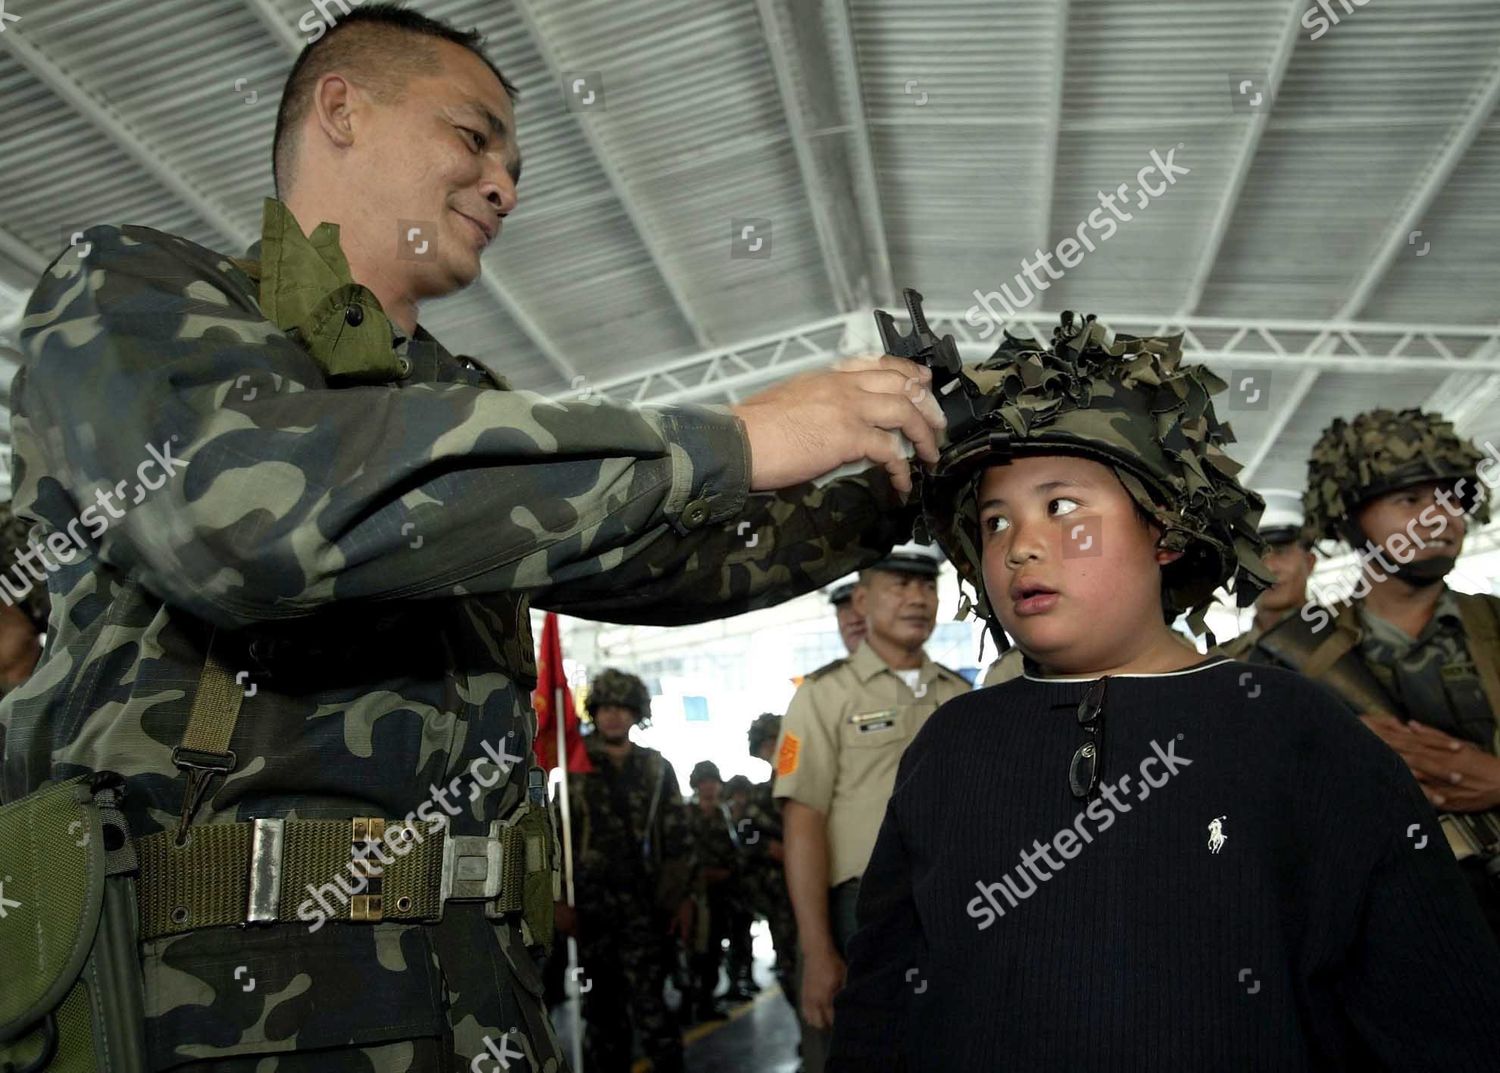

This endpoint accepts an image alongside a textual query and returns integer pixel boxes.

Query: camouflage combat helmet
[1303,407,1489,546]
[747,712,782,757]
[896,298,1272,639]
[584,668,652,727]
[689,760,722,790]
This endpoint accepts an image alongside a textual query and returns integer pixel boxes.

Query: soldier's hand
[800,946,846,1030]
[554,901,578,938]
[1404,721,1500,812]
[731,355,944,497]
[767,838,785,863]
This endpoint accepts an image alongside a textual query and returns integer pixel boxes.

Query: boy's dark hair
[273,3,519,196]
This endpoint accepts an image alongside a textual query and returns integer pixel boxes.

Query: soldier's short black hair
[273,2,518,195]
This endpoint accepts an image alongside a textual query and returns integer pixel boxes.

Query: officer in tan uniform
[828,577,868,654]
[775,543,971,1072]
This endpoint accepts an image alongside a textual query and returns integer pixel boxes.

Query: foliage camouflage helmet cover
[1303,407,1490,547]
[584,667,652,727]
[914,306,1274,639]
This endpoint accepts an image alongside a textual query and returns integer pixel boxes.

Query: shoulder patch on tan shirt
[776,731,802,776]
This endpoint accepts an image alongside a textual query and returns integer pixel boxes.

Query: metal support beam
[1034,0,1071,257]
[754,0,869,312]
[556,311,1500,407]
[242,0,307,54]
[1175,0,1305,319]
[510,0,716,351]
[0,28,254,248]
[244,1,579,383]
[826,0,894,307]
[1244,57,1500,482]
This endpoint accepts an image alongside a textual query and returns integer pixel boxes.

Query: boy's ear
[1154,545,1185,566]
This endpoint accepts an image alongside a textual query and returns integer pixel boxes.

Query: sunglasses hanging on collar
[1068,676,1110,800]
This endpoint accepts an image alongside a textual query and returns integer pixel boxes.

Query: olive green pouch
[0,773,147,1072]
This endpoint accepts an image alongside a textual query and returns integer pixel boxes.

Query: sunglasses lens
[1069,741,1098,799]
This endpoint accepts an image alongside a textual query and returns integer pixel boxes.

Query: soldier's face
[354,40,522,297]
[834,601,867,653]
[1355,481,1467,569]
[977,456,1182,670]
[593,704,635,744]
[854,571,937,650]
[697,779,722,806]
[1258,541,1315,613]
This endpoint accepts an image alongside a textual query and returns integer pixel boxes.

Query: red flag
[532,612,592,773]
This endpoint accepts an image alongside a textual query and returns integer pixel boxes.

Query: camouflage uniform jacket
[738,779,789,909]
[685,799,740,890]
[0,217,915,1067]
[1356,587,1498,751]
[567,737,692,914]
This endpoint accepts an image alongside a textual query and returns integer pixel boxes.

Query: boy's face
[976,455,1181,669]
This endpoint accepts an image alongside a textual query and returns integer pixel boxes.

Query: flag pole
[556,679,583,1073]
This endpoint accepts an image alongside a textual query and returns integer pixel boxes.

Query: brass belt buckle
[350,816,387,922]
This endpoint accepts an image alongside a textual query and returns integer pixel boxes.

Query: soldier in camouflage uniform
[0,501,50,698]
[721,773,761,1001]
[745,713,798,1011]
[0,7,941,1071]
[561,671,693,1072]
[682,760,739,1024]
[1296,408,1500,933]
[1217,490,1318,666]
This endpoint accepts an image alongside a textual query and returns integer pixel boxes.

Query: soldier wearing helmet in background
[777,543,971,1072]
[744,713,799,1011]
[682,760,739,1023]
[1284,408,1500,934]
[1218,490,1319,666]
[828,578,868,654]
[721,773,762,1002]
[561,668,693,1073]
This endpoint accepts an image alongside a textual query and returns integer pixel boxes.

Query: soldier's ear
[851,585,868,617]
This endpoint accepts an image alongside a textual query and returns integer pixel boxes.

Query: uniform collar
[848,637,938,686]
[1358,585,1463,644]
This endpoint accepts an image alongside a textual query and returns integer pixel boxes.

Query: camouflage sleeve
[10,226,750,629]
[532,467,917,626]
[656,758,693,908]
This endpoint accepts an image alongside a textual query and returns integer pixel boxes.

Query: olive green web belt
[139,633,528,941]
[135,817,527,940]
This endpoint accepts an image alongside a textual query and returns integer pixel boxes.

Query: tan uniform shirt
[981,647,1025,687]
[773,638,971,886]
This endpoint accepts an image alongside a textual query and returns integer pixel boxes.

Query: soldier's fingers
[1408,721,1464,751]
[854,390,942,466]
[847,366,947,434]
[857,428,914,496]
[833,354,933,385]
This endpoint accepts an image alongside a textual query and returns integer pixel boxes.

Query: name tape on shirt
[777,731,801,776]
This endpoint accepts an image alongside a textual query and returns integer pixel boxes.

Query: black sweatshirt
[827,657,1500,1072]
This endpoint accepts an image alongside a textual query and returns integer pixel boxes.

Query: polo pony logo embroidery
[1207,816,1227,854]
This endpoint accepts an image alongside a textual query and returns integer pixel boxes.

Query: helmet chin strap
[1390,555,1455,587]
[1347,520,1456,588]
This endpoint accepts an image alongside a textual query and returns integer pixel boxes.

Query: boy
[828,311,1500,1071]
